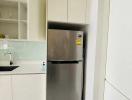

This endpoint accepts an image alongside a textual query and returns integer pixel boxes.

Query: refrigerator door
[47,61,83,100]
[48,29,83,61]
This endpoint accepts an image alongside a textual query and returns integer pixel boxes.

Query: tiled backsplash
[0,40,47,61]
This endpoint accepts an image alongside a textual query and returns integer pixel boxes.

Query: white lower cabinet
[0,74,46,100]
[12,74,46,100]
[0,76,12,100]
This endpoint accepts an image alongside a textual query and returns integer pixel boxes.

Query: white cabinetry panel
[48,0,88,24]
[68,0,86,24]
[12,74,46,100]
[28,0,46,41]
[0,75,12,100]
[48,0,67,22]
[85,0,90,24]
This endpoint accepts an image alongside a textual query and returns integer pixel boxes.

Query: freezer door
[47,61,83,100]
[48,29,83,61]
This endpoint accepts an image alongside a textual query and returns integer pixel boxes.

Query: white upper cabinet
[0,75,12,100]
[48,0,67,22]
[12,74,46,100]
[28,0,46,41]
[68,0,86,24]
[85,0,90,24]
[48,0,88,24]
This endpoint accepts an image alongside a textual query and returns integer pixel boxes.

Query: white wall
[105,0,132,100]
[104,81,128,100]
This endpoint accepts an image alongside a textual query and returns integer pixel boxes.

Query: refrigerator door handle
[48,61,81,64]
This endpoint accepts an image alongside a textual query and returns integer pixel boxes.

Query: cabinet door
[28,0,46,41]
[12,74,46,100]
[48,0,67,22]
[68,0,86,24]
[0,76,12,100]
[85,0,90,24]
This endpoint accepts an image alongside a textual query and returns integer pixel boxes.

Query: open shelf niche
[0,0,27,39]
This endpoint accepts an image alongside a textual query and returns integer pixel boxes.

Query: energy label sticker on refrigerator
[76,38,82,45]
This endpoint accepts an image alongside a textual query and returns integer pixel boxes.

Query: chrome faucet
[4,52,14,66]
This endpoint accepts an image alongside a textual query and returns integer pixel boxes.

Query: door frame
[84,0,110,100]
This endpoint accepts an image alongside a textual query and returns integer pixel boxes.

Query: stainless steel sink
[0,66,19,71]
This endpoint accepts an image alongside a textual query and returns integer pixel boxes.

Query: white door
[12,74,46,100]
[104,81,128,100]
[68,0,86,24]
[48,0,67,22]
[0,75,12,100]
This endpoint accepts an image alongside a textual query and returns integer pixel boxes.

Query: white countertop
[0,60,47,75]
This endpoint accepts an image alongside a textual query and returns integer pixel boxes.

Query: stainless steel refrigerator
[47,29,84,100]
